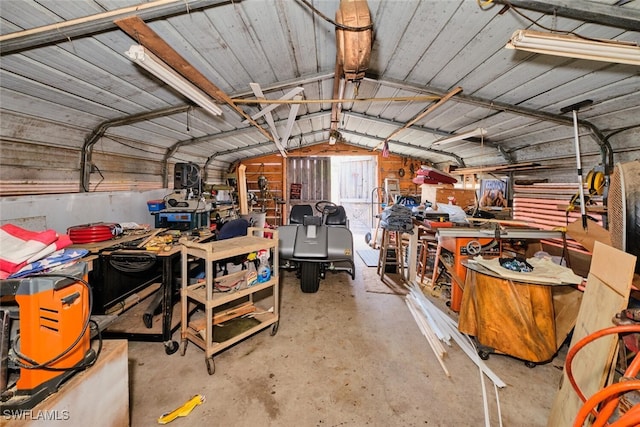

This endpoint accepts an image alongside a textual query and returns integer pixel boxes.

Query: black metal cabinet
[89,250,163,315]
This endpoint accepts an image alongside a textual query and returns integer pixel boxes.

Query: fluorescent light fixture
[505,29,640,66]
[431,128,487,146]
[125,45,223,116]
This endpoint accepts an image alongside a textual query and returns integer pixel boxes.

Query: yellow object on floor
[157,395,205,424]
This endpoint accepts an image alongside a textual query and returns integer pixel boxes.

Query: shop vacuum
[0,262,97,410]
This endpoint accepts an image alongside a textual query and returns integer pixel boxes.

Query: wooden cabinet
[179,228,279,374]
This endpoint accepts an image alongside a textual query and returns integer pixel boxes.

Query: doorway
[330,156,376,232]
[286,155,377,232]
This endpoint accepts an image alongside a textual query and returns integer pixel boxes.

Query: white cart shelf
[179,227,279,374]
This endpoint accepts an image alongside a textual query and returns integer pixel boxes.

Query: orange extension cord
[568,324,640,427]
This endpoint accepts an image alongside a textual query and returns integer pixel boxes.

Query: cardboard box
[420,185,476,209]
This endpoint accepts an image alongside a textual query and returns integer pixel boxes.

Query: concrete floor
[126,219,566,426]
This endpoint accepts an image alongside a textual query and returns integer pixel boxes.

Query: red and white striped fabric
[0,224,72,278]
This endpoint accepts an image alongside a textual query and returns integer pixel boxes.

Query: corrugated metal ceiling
[1,0,639,181]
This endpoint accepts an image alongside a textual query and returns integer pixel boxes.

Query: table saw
[432,226,565,311]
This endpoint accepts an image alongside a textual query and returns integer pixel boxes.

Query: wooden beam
[0,0,229,55]
[232,95,440,105]
[241,87,304,123]
[281,157,288,224]
[114,15,274,143]
[330,61,344,135]
[450,161,550,175]
[248,82,288,157]
[237,164,248,215]
[373,86,463,151]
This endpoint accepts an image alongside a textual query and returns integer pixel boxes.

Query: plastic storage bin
[147,200,166,212]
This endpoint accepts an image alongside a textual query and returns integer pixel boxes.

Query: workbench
[458,260,582,365]
[98,244,182,354]
[74,229,213,354]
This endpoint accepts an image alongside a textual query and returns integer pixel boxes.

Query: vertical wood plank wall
[237,142,429,224]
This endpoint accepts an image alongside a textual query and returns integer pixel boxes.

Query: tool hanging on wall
[561,99,594,230]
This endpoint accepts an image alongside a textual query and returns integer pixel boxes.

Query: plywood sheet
[552,286,583,350]
[6,340,129,426]
[566,219,612,253]
[547,241,636,427]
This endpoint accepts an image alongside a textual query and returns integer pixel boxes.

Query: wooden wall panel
[0,141,81,195]
[512,183,603,230]
[0,140,163,196]
[237,142,430,223]
[378,155,424,197]
[273,141,426,192]
[237,154,285,224]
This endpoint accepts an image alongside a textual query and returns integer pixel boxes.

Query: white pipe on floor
[479,368,490,427]
[406,283,506,388]
[405,298,450,377]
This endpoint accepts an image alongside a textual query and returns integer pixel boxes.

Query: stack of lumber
[512,182,604,254]
[513,182,603,229]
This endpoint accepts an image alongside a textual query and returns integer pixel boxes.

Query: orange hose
[566,324,640,427]
[596,348,640,426]
[573,380,640,427]
[623,346,640,377]
[611,402,640,427]
[609,411,640,427]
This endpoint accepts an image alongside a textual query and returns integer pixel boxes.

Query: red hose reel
[67,223,122,244]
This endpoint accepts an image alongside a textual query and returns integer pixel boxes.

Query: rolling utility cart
[179,228,279,374]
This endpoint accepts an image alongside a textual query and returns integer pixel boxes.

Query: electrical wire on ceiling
[296,0,373,31]
[481,0,639,46]
[102,135,167,156]
[90,134,197,189]
[604,123,640,141]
